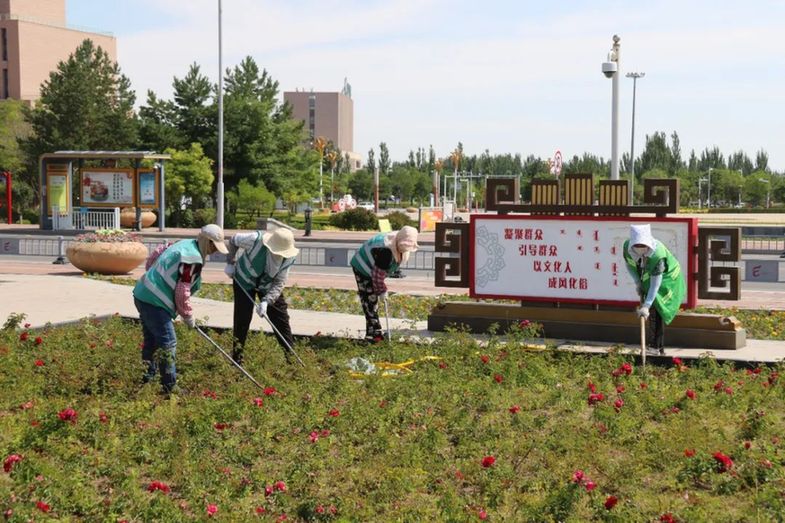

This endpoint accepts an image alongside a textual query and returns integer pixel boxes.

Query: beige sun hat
[199,224,229,254]
[262,228,300,258]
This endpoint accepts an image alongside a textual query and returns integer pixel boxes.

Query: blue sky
[67,0,785,170]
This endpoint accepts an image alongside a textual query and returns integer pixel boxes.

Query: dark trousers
[353,268,383,340]
[232,281,294,360]
[649,306,665,349]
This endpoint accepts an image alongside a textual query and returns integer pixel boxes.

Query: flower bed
[1,316,785,520]
[67,229,147,275]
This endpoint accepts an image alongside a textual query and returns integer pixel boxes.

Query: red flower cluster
[3,454,22,473]
[612,362,633,377]
[588,393,605,406]
[660,513,677,523]
[684,448,696,458]
[206,503,218,517]
[34,359,45,367]
[587,381,597,393]
[685,389,696,400]
[35,336,43,345]
[713,451,734,472]
[99,412,109,423]
[604,495,618,510]
[263,387,277,396]
[328,408,340,417]
[58,408,78,423]
[202,389,217,399]
[35,501,50,513]
[493,374,504,383]
[147,481,171,493]
[480,354,490,364]
[571,469,599,492]
[509,405,521,414]
[214,423,230,431]
[481,456,496,468]
[614,398,624,412]
[19,332,29,342]
[253,397,264,407]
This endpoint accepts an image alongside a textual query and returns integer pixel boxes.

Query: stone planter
[67,241,148,275]
[120,208,157,228]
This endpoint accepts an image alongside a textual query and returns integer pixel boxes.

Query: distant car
[358,202,374,211]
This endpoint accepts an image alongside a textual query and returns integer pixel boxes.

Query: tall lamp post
[216,0,225,227]
[313,137,326,208]
[626,71,644,204]
[602,35,621,180]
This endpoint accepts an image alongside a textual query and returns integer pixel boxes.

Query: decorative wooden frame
[697,227,741,300]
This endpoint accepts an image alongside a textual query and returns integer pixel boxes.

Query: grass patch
[2,317,785,521]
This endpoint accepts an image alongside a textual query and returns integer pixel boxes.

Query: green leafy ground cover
[92,276,785,341]
[2,316,785,521]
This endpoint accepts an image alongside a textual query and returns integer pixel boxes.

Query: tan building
[0,0,116,102]
[284,79,361,170]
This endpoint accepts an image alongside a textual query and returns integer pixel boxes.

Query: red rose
[24,322,30,328]
[328,408,340,417]
[672,357,683,366]
[588,393,605,405]
[587,381,597,393]
[3,454,22,473]
[35,501,50,513]
[480,354,490,364]
[685,389,696,400]
[147,481,171,493]
[253,397,264,407]
[713,451,733,472]
[509,405,521,414]
[584,480,597,491]
[614,398,624,411]
[255,506,266,514]
[724,386,733,395]
[316,505,325,514]
[621,362,633,375]
[616,385,625,394]
[438,361,448,369]
[481,456,495,468]
[99,412,109,423]
[58,408,78,423]
[35,359,45,367]
[640,382,648,389]
[206,504,218,517]
[604,495,618,510]
[264,485,274,496]
[478,509,488,520]
[309,431,319,443]
[214,423,229,431]
[684,448,696,457]
[274,480,287,492]
[713,380,724,392]
[34,336,43,345]
[571,469,584,483]
[202,390,217,399]
[19,332,29,341]
[264,387,277,396]
[493,374,503,383]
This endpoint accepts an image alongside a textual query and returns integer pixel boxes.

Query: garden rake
[195,326,265,391]
[235,281,305,367]
[640,315,647,371]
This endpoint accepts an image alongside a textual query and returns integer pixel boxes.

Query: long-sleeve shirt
[230,232,291,304]
[370,247,393,295]
[626,244,665,307]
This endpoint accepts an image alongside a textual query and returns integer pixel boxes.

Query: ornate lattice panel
[697,227,741,300]
[530,180,559,216]
[598,180,629,216]
[434,222,470,288]
[563,173,594,216]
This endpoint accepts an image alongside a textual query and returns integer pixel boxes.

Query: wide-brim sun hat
[387,225,419,264]
[262,228,300,258]
[630,224,655,250]
[199,224,229,254]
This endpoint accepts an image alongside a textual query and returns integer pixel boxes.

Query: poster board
[419,208,444,232]
[81,168,134,207]
[46,164,70,216]
[470,215,697,308]
[136,170,159,208]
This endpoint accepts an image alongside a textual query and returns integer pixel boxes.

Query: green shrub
[193,208,216,227]
[329,208,379,230]
[385,211,415,230]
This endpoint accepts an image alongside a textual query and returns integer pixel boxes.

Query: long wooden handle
[640,315,647,369]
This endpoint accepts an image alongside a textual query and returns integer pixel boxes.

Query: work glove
[378,291,388,302]
[256,301,268,318]
[183,315,196,328]
[636,305,650,319]
[224,263,235,278]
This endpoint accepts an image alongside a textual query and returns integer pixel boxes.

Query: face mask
[632,246,648,256]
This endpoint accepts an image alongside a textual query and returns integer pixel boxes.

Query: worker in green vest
[224,228,299,364]
[133,224,228,392]
[623,224,686,354]
[350,225,419,343]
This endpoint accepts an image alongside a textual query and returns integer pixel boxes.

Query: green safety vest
[133,240,203,318]
[623,239,686,324]
[234,231,296,293]
[350,233,400,279]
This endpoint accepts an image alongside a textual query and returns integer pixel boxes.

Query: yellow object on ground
[348,355,441,379]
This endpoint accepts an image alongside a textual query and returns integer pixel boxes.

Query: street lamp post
[216,0,225,228]
[626,71,644,204]
[602,35,621,180]
[707,168,713,208]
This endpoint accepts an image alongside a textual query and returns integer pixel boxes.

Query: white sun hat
[262,228,300,258]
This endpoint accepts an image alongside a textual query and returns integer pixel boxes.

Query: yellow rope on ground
[348,356,442,379]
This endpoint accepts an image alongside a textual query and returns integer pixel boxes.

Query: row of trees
[0,38,783,225]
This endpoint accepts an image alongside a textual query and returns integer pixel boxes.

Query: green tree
[366,148,376,173]
[348,168,373,200]
[379,142,390,175]
[164,143,214,225]
[638,132,672,175]
[744,173,771,208]
[21,39,137,201]
[228,179,275,219]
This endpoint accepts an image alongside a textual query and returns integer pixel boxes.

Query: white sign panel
[471,216,695,305]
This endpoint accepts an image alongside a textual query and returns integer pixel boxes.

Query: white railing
[51,207,120,231]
